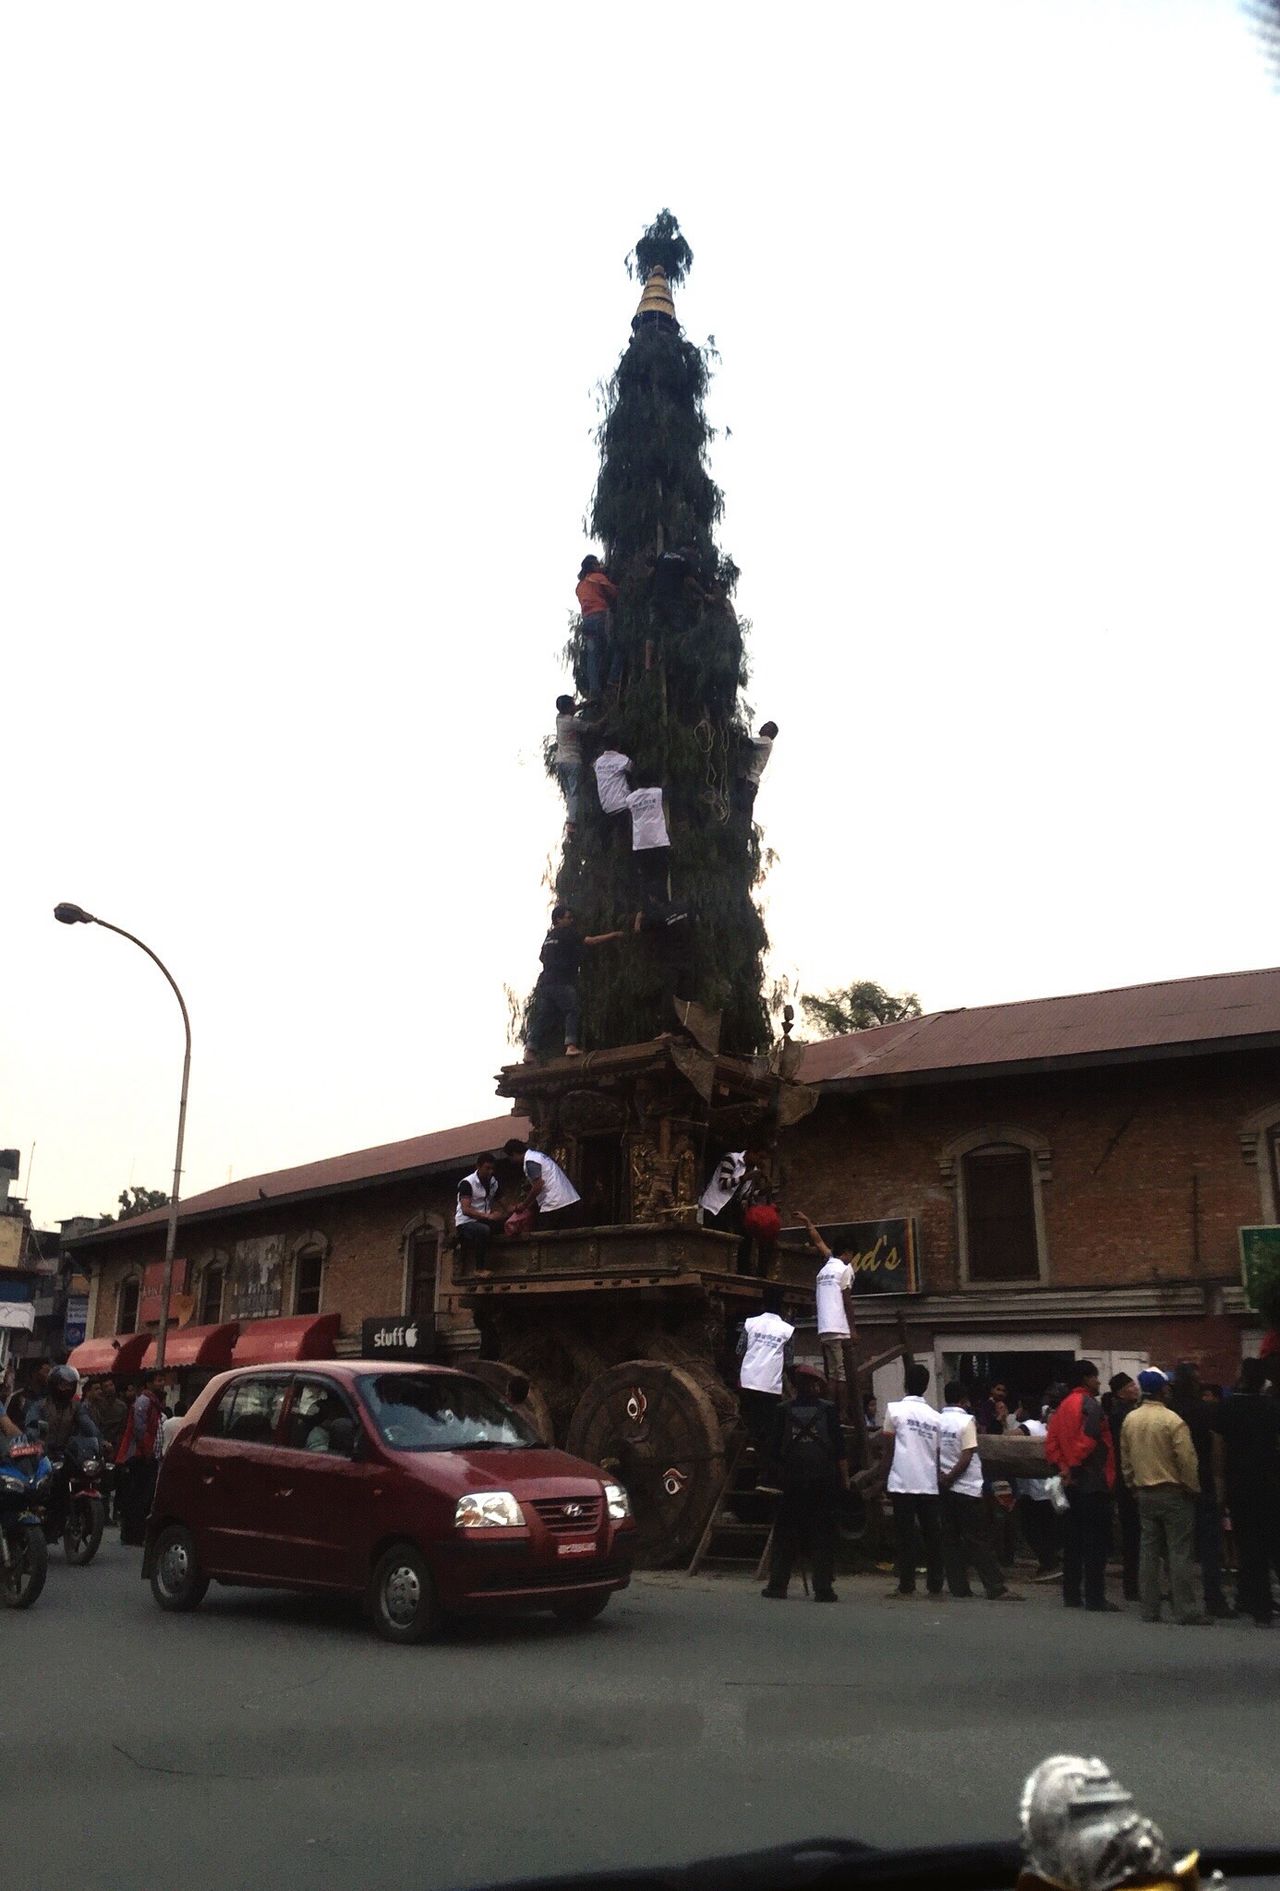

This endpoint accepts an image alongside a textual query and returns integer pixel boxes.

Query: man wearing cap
[762,1363,849,1603]
[1120,1368,1211,1626]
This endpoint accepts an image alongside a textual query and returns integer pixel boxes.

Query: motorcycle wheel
[64,1494,106,1566]
[1,1524,49,1609]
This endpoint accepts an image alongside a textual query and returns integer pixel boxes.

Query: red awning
[229,1313,341,1367]
[66,1333,150,1377]
[140,1322,239,1371]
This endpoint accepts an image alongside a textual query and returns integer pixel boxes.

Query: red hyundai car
[142,1361,634,1642]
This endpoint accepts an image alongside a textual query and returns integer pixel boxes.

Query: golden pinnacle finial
[632,266,678,331]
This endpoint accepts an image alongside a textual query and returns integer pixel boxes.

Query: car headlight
[454,1490,526,1530]
[604,1481,631,1522]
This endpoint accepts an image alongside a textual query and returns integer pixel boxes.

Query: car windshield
[356,1374,537,1452]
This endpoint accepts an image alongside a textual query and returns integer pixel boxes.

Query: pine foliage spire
[534,213,769,1056]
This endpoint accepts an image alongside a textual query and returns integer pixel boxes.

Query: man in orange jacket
[575,555,620,700]
[1046,1359,1119,1613]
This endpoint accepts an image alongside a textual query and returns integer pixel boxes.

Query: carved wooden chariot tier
[457,1034,818,1567]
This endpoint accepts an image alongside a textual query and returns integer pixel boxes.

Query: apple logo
[404,1323,419,1351]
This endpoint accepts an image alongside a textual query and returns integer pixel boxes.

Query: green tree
[800,981,923,1037]
[100,1185,170,1223]
[537,211,769,1053]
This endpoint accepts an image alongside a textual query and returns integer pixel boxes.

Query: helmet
[48,1364,81,1398]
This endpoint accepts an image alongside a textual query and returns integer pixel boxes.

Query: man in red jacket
[1046,1359,1119,1613]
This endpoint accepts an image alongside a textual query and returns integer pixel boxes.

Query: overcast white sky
[4,0,1278,1230]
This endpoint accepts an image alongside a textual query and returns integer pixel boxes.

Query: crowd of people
[731,1315,1280,1620]
[2,1359,182,1544]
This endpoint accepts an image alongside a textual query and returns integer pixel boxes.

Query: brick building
[68,967,1280,1413]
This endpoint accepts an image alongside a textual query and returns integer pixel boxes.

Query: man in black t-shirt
[762,1363,849,1604]
[647,544,708,669]
[633,895,695,1007]
[1214,1358,1280,1624]
[1108,1372,1141,1601]
[525,904,624,1062]
[1170,1362,1233,1616]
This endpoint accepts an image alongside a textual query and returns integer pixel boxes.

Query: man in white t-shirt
[881,1362,945,1598]
[736,1285,795,1472]
[734,720,778,819]
[625,785,671,898]
[593,748,632,816]
[455,1155,505,1266]
[1015,1408,1061,1578]
[700,1149,746,1227]
[938,1380,1021,1602]
[503,1138,581,1230]
[797,1212,857,1342]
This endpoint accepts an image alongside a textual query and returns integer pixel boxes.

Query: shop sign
[361,1316,435,1359]
[1239,1225,1280,1309]
[64,1294,90,1350]
[780,1216,921,1294]
[139,1259,190,1327]
[227,1237,285,1321]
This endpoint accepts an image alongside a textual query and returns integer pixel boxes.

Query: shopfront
[70,1313,341,1405]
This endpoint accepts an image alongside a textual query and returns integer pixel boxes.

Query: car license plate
[556,1540,597,1558]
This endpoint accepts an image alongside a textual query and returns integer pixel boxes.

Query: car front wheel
[149,1524,210,1612]
[370,1542,439,1645]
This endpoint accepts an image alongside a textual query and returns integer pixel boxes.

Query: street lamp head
[53,903,95,925]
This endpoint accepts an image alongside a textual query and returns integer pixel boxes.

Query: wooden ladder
[687,1433,785,1579]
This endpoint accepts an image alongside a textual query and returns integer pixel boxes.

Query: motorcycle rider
[23,1364,101,1533]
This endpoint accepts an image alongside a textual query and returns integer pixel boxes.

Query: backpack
[778,1400,838,1490]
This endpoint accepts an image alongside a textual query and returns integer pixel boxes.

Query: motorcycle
[0,1442,52,1609]
[49,1452,107,1566]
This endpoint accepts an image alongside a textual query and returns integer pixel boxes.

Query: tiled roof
[800,965,1280,1085]
[70,967,1280,1245]
[72,1113,529,1245]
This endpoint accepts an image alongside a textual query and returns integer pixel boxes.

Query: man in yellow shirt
[1120,1368,1211,1627]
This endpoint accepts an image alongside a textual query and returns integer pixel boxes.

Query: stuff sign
[781,1217,920,1294]
[361,1316,435,1359]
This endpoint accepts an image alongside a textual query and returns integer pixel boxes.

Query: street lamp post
[54,904,191,1369]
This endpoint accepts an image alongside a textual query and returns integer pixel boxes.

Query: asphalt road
[8,1541,1280,1891]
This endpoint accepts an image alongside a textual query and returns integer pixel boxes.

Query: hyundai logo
[563,1503,586,1519]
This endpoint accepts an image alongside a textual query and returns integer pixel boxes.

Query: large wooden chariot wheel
[467,1360,555,1449]
[565,1360,725,1568]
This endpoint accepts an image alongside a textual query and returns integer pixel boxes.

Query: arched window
[287,1225,328,1316]
[403,1216,442,1327]
[941,1128,1051,1287]
[117,1275,141,1334]
[293,1246,325,1316]
[197,1264,226,1326]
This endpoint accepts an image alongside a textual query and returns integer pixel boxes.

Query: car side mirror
[329,1418,359,1458]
